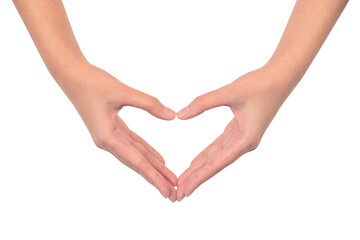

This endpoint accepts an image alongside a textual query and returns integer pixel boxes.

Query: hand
[176,66,292,201]
[59,63,178,202]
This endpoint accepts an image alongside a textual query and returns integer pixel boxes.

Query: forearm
[266,0,348,93]
[13,0,87,82]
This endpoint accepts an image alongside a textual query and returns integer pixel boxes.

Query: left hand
[58,63,178,202]
[176,66,293,201]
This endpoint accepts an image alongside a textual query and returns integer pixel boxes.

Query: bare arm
[13,0,178,202]
[267,0,349,94]
[13,0,85,82]
[176,0,349,201]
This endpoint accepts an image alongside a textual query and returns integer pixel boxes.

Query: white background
[1,0,359,239]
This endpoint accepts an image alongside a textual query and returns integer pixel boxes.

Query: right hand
[176,67,291,201]
[58,63,178,202]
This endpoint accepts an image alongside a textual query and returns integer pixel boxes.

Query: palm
[176,69,283,201]
[177,109,252,200]
[73,65,178,201]
[98,114,178,201]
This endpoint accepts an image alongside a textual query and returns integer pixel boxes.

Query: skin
[176,0,349,201]
[13,0,177,202]
[12,0,349,202]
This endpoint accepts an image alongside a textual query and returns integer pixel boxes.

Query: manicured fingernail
[163,107,176,119]
[177,106,190,119]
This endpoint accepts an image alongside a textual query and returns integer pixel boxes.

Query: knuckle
[134,158,147,172]
[193,96,207,108]
[146,96,161,111]
[142,150,150,157]
[154,171,162,183]
[94,140,103,149]
[92,131,113,150]
[246,136,261,152]
[149,96,160,105]
[93,136,106,149]
[208,160,218,170]
[152,97,160,105]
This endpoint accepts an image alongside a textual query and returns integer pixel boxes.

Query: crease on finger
[131,141,177,186]
[129,130,165,164]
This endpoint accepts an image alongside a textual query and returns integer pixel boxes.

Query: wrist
[264,49,311,84]
[47,53,89,80]
[49,56,93,99]
[261,58,305,96]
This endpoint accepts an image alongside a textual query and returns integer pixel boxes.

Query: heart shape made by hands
[120,105,233,200]
[88,67,277,202]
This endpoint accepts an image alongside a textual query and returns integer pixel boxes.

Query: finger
[176,136,223,201]
[125,88,176,120]
[129,130,165,164]
[177,86,231,120]
[177,159,207,202]
[116,118,165,164]
[109,140,176,201]
[177,163,219,201]
[178,143,247,201]
[168,185,177,202]
[131,140,178,186]
[178,135,223,186]
[177,146,211,186]
[136,158,177,202]
[177,119,243,200]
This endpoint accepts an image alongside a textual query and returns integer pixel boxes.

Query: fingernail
[177,193,185,202]
[177,106,190,119]
[163,107,176,119]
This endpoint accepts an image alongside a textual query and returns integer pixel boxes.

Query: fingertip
[159,187,170,199]
[177,106,190,119]
[185,188,195,198]
[169,189,177,203]
[177,193,185,202]
[159,158,166,165]
[162,193,169,200]
[176,185,186,202]
[185,178,203,198]
[154,152,165,165]
[162,107,176,120]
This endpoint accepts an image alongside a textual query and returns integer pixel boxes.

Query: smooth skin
[12,0,348,202]
[176,0,349,201]
[13,0,178,202]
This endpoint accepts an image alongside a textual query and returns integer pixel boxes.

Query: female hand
[60,63,178,202]
[176,66,292,201]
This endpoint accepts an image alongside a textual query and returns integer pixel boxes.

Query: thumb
[177,86,230,120]
[125,88,176,120]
